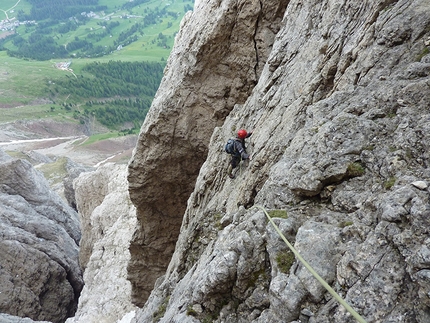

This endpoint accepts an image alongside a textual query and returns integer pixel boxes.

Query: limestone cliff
[126,0,430,322]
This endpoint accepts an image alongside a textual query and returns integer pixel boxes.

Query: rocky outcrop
[0,149,83,323]
[127,0,430,322]
[66,164,138,323]
[0,151,94,210]
[63,158,94,211]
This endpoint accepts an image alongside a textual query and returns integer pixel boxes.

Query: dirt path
[0,121,138,166]
[0,0,21,20]
[0,136,83,146]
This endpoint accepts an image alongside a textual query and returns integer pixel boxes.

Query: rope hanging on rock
[252,205,368,323]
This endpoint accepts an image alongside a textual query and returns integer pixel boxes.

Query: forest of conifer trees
[48,61,164,129]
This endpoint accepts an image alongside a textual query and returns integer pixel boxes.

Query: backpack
[224,139,236,154]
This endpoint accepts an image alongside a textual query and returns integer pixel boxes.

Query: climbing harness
[252,205,368,323]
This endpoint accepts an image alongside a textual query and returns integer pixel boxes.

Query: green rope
[252,205,368,323]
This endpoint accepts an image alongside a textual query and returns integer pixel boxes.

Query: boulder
[0,149,82,323]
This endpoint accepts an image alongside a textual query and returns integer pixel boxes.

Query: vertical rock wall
[127,0,289,306]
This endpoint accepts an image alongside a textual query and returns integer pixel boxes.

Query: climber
[225,129,252,179]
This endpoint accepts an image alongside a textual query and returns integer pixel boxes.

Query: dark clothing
[231,154,242,169]
[227,131,252,178]
[230,133,251,169]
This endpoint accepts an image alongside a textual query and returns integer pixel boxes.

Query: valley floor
[0,119,137,166]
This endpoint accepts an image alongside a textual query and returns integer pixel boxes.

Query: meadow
[0,0,193,129]
[0,0,32,20]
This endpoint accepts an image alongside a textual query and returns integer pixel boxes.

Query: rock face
[0,149,83,323]
[127,0,289,306]
[127,0,430,322]
[66,164,138,323]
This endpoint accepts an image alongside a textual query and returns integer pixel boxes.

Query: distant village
[0,17,19,31]
[1,10,142,33]
[0,11,106,33]
[0,16,36,32]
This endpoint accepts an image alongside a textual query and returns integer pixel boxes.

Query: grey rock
[63,158,94,211]
[127,0,290,306]
[25,151,54,164]
[126,0,430,322]
[66,164,138,323]
[411,181,428,190]
[0,149,82,322]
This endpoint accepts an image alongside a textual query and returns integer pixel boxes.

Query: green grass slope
[0,0,194,137]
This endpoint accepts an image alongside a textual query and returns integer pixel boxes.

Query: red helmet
[237,129,247,139]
